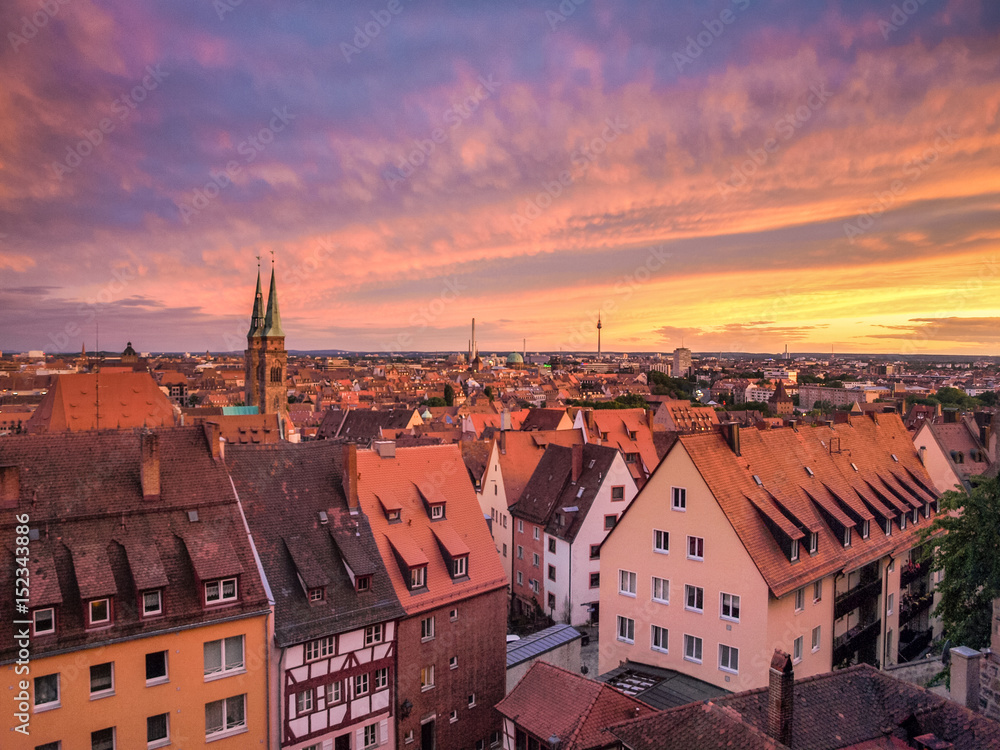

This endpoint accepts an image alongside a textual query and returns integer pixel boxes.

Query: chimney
[140,432,161,499]
[342,442,359,512]
[949,646,982,712]
[722,422,741,456]
[919,446,927,465]
[584,409,595,434]
[943,408,959,424]
[204,421,222,460]
[499,429,507,454]
[834,411,850,424]
[0,465,20,509]
[571,442,583,483]
[767,649,794,746]
[645,408,654,429]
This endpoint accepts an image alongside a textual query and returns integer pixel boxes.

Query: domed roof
[507,352,524,364]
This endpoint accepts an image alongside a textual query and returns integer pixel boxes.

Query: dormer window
[205,577,238,606]
[410,565,427,590]
[900,513,907,530]
[861,520,870,539]
[452,555,469,579]
[32,607,55,636]
[142,590,163,617]
[308,587,325,603]
[884,518,893,536]
[430,504,444,520]
[356,575,371,593]
[808,532,818,554]
[790,539,799,562]
[87,598,112,628]
[924,502,932,519]
[843,527,852,548]
[388,509,401,523]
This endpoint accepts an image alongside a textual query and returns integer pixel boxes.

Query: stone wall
[979,649,1000,721]
[885,656,944,688]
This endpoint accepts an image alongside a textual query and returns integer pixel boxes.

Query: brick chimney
[204,421,223,461]
[767,649,794,746]
[645,408,655,429]
[0,465,20,509]
[721,422,741,456]
[571,442,583,483]
[584,408,595,434]
[342,442,359,512]
[140,431,161,499]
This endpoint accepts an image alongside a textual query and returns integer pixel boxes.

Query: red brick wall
[397,586,508,749]
[511,521,546,612]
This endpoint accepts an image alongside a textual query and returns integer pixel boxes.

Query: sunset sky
[1,0,999,356]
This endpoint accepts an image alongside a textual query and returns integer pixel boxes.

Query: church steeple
[263,259,284,338]
[248,263,265,338]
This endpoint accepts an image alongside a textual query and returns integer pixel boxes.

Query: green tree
[443,383,455,406]
[422,397,447,407]
[921,475,1000,649]
[484,386,494,401]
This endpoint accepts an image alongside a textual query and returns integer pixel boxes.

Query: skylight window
[805,466,814,477]
[850,463,859,472]
[752,475,763,486]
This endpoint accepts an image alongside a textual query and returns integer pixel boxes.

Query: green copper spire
[263,262,285,338]
[248,266,265,338]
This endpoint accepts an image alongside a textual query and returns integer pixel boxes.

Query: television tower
[597,311,602,358]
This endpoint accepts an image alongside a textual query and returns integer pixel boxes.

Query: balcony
[898,627,933,662]
[833,618,881,665]
[834,577,882,620]
[898,592,934,626]
[900,559,930,588]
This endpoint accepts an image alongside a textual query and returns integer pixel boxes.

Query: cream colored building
[599,416,941,692]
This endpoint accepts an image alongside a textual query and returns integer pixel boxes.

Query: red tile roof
[497,661,650,750]
[675,415,939,597]
[354,444,507,615]
[26,372,177,433]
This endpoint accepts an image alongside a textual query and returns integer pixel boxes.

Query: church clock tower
[244,257,287,417]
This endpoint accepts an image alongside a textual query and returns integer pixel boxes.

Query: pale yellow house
[599,414,941,692]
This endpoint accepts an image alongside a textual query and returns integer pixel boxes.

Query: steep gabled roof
[676,416,938,597]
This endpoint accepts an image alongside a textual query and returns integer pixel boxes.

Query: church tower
[244,258,287,417]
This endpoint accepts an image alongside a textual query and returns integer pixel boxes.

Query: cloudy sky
[1,0,999,355]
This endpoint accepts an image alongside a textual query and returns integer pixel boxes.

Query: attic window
[388,509,401,523]
[452,555,469,579]
[187,510,199,523]
[205,577,238,605]
[891,454,899,463]
[808,532,818,554]
[87,598,113,628]
[356,575,371,593]
[805,466,814,477]
[752,475,763,486]
[790,539,799,562]
[318,511,328,525]
[588,460,596,469]
[843,527,852,548]
[409,565,427,590]
[850,463,859,472]
[430,504,444,520]
[308,587,325,603]
[576,487,585,498]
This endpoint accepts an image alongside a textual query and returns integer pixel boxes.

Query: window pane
[91,728,114,750]
[90,663,113,693]
[226,695,245,729]
[206,700,224,734]
[146,651,167,681]
[225,636,244,670]
[147,713,168,742]
[204,641,222,674]
[35,674,58,705]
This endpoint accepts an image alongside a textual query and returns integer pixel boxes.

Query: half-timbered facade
[228,441,406,750]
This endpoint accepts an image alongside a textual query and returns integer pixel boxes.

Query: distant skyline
[1,1,999,355]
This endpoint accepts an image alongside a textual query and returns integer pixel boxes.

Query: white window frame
[421,616,435,641]
[813,580,822,603]
[365,624,384,646]
[88,598,111,627]
[720,592,740,622]
[671,487,687,511]
[34,673,60,712]
[518,519,524,533]
[420,665,435,691]
[653,529,669,554]
[533,526,540,540]
[203,635,245,680]
[684,584,704,613]
[205,577,238,605]
[616,615,635,644]
[790,538,799,562]
[364,723,379,748]
[326,681,342,704]
[652,576,669,605]
[686,536,704,561]
[430,504,444,520]
[718,644,739,674]
[355,672,370,696]
[142,590,163,617]
[305,636,334,662]
[410,566,426,589]
[808,531,818,554]
[145,651,169,686]
[90,661,115,699]
[296,688,314,715]
[794,588,805,612]
[33,607,55,636]
[651,624,668,653]
[453,555,468,578]
[683,634,703,664]
[862,519,871,539]
[887,593,894,616]
[619,569,637,597]
[375,667,388,690]
[204,694,247,740]
[793,636,803,664]
[811,626,821,653]
[147,712,170,749]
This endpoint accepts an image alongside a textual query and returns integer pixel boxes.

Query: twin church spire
[244,255,287,416]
